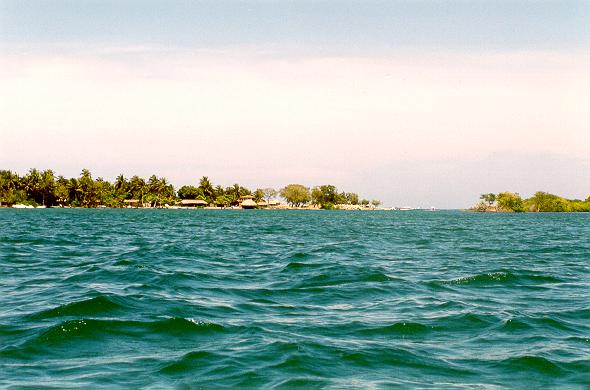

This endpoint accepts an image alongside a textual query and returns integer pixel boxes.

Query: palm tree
[147,175,173,207]
[94,177,114,206]
[115,174,127,192]
[40,169,55,206]
[0,170,21,206]
[254,188,264,202]
[67,178,82,205]
[199,176,214,203]
[159,177,175,205]
[113,174,128,206]
[227,183,241,205]
[54,175,69,205]
[0,170,19,192]
[24,168,42,203]
[78,169,97,207]
[129,176,146,205]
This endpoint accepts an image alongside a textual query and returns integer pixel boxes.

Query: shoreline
[0,168,383,211]
[1,204,396,211]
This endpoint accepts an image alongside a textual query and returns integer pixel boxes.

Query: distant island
[471,192,590,212]
[0,168,382,210]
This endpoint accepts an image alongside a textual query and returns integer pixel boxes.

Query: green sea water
[0,209,589,388]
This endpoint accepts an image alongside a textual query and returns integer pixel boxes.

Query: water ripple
[1,209,588,387]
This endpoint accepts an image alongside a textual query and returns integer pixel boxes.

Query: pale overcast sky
[1,1,589,208]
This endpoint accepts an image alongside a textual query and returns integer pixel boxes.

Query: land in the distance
[3,169,588,212]
[471,192,590,212]
[0,168,383,210]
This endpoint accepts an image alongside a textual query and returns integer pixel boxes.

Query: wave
[281,261,323,272]
[159,350,223,375]
[431,313,499,331]
[563,336,590,345]
[25,317,225,346]
[496,355,566,375]
[293,270,396,288]
[270,354,323,374]
[555,307,590,321]
[28,295,127,319]
[0,323,29,339]
[152,317,225,335]
[291,252,311,259]
[339,347,474,377]
[433,271,563,287]
[114,259,133,266]
[359,322,430,336]
[501,318,533,331]
[532,317,579,332]
[490,354,590,378]
[273,377,330,388]
[500,315,581,334]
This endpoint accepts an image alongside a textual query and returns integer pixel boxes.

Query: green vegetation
[0,168,378,209]
[309,185,363,209]
[280,184,311,207]
[480,193,496,207]
[473,191,590,212]
[496,192,525,212]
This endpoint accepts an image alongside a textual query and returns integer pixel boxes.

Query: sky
[1,0,589,208]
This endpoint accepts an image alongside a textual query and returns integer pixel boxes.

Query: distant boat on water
[391,206,436,211]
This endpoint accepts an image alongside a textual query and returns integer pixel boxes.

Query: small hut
[181,199,208,208]
[124,199,140,208]
[241,199,257,209]
[239,195,257,209]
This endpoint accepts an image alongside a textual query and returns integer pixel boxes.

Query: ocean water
[0,209,589,388]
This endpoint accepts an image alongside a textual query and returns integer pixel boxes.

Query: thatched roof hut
[124,199,140,208]
[241,199,257,209]
[181,199,208,207]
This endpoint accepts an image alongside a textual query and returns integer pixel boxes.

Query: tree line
[0,168,379,209]
[280,184,380,209]
[474,192,590,212]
